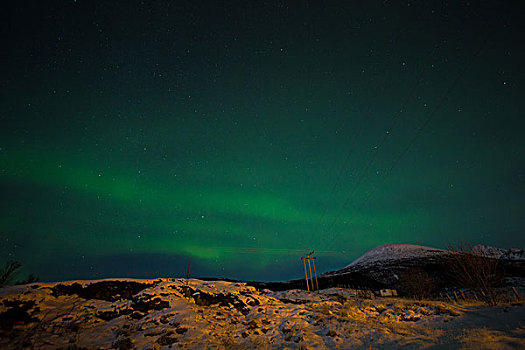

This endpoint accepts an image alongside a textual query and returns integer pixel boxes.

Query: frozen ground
[1,278,523,349]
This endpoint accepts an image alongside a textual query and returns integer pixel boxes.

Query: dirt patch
[96,308,132,321]
[112,337,134,349]
[0,300,38,331]
[131,296,170,313]
[51,281,155,301]
[180,286,251,315]
[157,334,178,345]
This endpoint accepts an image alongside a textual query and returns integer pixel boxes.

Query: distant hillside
[472,244,525,260]
[345,244,448,268]
[320,243,525,292]
[250,243,525,292]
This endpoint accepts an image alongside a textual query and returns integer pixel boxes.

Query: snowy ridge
[472,244,525,260]
[318,243,525,290]
[346,244,448,268]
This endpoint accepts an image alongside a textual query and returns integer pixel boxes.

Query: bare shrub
[398,267,436,300]
[0,260,22,287]
[16,274,40,285]
[446,242,505,305]
[356,289,374,299]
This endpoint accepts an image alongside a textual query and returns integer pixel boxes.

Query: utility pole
[301,251,319,292]
[301,256,310,291]
[307,252,314,291]
[311,253,319,291]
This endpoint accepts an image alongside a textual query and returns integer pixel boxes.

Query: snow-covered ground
[1,278,523,349]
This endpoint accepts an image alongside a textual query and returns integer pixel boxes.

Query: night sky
[1,1,524,282]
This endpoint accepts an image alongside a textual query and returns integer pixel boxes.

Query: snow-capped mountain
[319,243,525,290]
[472,244,525,260]
[345,243,525,270]
[346,244,449,268]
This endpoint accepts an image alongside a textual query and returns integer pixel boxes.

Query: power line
[310,25,415,251]
[322,36,490,253]
[312,87,381,241]
[316,76,422,246]
[191,245,340,256]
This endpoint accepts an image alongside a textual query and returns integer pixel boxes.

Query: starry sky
[1,1,524,282]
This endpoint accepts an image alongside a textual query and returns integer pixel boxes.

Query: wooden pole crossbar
[301,251,319,292]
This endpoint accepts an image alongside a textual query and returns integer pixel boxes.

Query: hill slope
[321,243,525,292]
[346,244,448,268]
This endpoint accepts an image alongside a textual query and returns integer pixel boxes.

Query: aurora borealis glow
[1,1,524,282]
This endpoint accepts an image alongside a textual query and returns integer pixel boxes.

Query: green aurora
[1,1,523,281]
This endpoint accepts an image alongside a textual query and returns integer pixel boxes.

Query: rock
[326,329,338,337]
[157,335,178,346]
[191,290,250,315]
[112,337,134,350]
[400,312,420,322]
[246,297,260,306]
[245,319,260,329]
[52,281,155,302]
[97,310,120,321]
[175,326,188,334]
[145,330,164,337]
[0,300,38,330]
[131,297,170,313]
[129,311,146,320]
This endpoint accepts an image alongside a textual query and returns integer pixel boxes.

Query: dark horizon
[1,1,524,283]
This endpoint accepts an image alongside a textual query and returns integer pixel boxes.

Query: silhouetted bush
[446,242,505,305]
[0,261,22,287]
[398,267,436,300]
[16,274,40,285]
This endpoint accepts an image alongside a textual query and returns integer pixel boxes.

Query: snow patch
[472,244,525,260]
[347,244,448,267]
